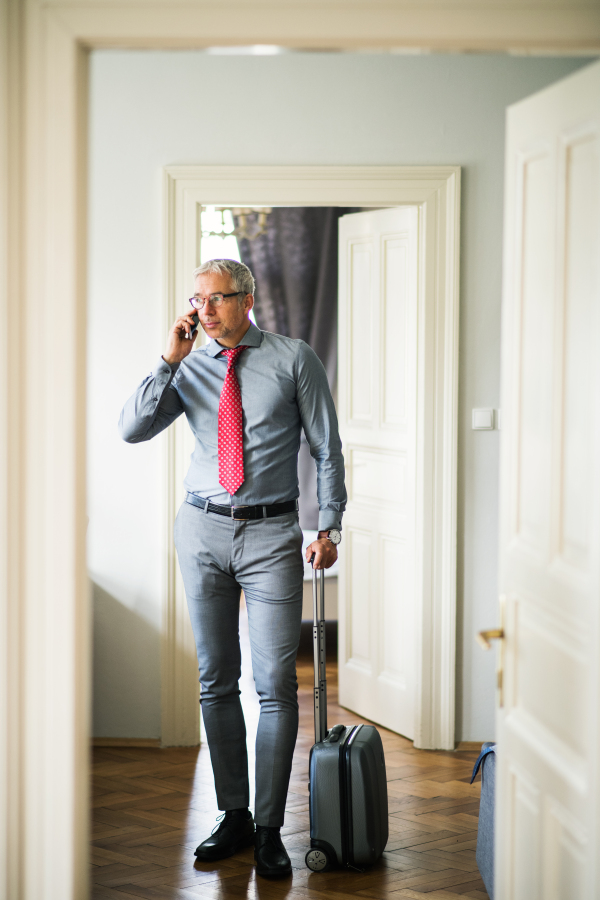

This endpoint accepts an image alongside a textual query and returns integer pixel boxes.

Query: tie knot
[222,345,247,366]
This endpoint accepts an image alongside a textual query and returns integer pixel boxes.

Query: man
[119,259,346,878]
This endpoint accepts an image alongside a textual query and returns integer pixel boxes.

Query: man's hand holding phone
[162,312,199,367]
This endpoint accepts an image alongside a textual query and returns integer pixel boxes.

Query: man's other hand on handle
[306,532,338,570]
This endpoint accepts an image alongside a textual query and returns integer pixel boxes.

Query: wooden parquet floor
[91,608,489,900]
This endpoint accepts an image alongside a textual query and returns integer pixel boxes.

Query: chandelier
[201,206,272,242]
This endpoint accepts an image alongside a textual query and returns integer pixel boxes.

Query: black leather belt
[185,492,298,520]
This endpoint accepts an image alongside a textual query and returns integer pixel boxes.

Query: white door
[497,61,600,899]
[338,207,418,740]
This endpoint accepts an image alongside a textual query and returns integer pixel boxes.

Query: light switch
[472,408,495,430]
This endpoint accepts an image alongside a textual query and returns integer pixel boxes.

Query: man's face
[193,272,253,343]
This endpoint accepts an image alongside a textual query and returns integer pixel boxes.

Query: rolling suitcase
[305,563,389,872]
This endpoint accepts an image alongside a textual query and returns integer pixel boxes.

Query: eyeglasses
[189,292,243,311]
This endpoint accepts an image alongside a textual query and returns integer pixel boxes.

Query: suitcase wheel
[305,848,329,872]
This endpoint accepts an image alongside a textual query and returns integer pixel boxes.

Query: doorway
[160,166,460,750]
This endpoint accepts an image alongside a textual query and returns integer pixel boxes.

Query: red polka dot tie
[218,346,248,496]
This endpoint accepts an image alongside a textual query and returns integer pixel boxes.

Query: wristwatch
[325,529,342,546]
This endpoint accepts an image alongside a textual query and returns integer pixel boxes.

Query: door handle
[476,628,504,651]
[476,596,506,707]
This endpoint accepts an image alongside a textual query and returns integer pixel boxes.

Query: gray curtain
[235,207,355,529]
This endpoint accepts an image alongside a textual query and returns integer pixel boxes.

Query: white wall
[88,50,592,741]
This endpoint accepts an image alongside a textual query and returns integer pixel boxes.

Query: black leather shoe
[194,810,255,861]
[254,825,292,878]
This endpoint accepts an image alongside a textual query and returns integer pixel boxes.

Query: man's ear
[244,293,254,313]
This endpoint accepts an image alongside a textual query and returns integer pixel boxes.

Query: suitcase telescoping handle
[311,556,327,744]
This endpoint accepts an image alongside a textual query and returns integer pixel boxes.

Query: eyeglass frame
[189,291,244,311]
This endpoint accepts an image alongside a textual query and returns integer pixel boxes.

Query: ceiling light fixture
[201,206,272,242]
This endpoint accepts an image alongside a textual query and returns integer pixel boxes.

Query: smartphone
[187,312,199,340]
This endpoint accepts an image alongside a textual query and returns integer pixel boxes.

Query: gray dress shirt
[119,322,346,531]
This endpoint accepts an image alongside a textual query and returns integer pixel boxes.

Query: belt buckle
[231,505,249,519]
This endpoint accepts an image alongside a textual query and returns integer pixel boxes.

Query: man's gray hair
[193,259,255,297]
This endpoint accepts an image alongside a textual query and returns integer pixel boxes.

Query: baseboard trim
[92,737,162,748]
[455,740,492,751]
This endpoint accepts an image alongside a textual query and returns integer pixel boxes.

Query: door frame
[162,165,461,750]
[4,0,509,888]
[3,1,597,893]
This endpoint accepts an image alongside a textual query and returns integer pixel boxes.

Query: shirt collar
[205,321,263,358]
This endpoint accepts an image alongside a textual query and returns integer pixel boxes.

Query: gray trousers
[174,499,304,827]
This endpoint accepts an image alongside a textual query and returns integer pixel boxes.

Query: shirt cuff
[154,357,180,379]
[317,511,343,532]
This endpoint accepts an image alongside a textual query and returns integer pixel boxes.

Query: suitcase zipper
[339,724,363,867]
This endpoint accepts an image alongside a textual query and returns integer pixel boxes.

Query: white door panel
[498,60,600,899]
[338,207,418,740]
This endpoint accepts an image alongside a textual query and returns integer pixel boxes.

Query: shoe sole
[255,864,293,878]
[194,833,255,862]
[254,853,292,878]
